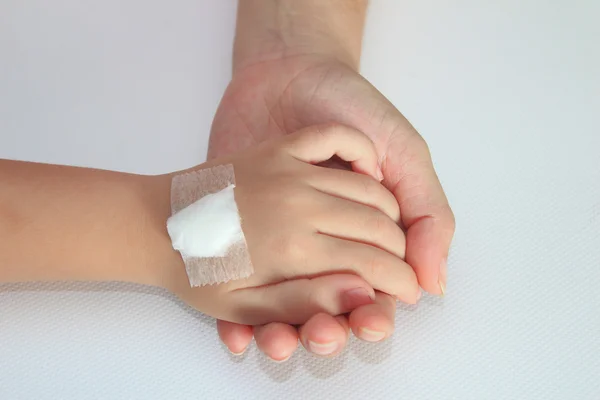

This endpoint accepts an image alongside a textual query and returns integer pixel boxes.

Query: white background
[1,1,599,399]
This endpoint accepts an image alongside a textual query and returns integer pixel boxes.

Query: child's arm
[1,124,418,325]
[0,159,181,289]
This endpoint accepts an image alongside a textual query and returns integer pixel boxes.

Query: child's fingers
[228,274,375,325]
[317,235,420,304]
[306,166,401,223]
[283,124,382,181]
[314,194,406,259]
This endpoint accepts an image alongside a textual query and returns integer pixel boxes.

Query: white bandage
[167,164,254,287]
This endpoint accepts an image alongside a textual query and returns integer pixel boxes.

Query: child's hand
[172,125,419,325]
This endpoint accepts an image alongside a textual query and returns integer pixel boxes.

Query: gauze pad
[167,164,253,286]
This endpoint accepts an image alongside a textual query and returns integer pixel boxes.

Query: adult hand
[207,0,455,361]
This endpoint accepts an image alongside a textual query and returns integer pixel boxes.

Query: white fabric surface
[1,0,599,399]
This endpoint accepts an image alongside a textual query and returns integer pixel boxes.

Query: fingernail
[358,327,386,342]
[439,258,447,297]
[271,355,291,363]
[308,340,338,356]
[342,288,374,309]
[376,165,384,181]
[229,347,247,356]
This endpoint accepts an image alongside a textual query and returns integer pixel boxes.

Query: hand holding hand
[209,0,455,359]
[174,125,418,326]
[209,54,454,358]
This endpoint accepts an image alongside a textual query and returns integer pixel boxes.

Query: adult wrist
[233,31,359,73]
[233,0,368,73]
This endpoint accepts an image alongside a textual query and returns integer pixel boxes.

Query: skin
[0,126,418,329]
[209,0,455,360]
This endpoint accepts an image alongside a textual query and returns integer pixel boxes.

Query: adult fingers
[228,274,375,325]
[254,288,360,361]
[217,320,254,355]
[253,323,299,362]
[283,124,383,181]
[348,291,398,342]
[383,132,455,295]
[306,166,400,222]
[317,235,420,304]
[313,193,406,259]
[298,313,350,357]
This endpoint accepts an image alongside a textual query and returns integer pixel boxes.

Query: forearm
[234,0,368,72]
[0,160,185,290]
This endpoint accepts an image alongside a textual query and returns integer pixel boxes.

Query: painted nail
[439,258,447,297]
[307,340,338,356]
[358,327,386,342]
[342,287,374,310]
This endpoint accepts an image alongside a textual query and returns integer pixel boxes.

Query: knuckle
[441,204,457,234]
[411,133,431,155]
[391,125,430,157]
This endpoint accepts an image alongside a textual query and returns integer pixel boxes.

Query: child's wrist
[136,173,190,293]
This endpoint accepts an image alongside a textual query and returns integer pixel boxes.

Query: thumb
[228,274,376,326]
[385,133,455,295]
[283,124,384,181]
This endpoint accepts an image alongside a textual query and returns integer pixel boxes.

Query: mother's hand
[209,54,455,360]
